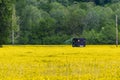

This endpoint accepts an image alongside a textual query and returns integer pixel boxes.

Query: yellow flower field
[0,45,120,80]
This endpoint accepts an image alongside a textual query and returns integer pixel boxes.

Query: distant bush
[43,35,70,44]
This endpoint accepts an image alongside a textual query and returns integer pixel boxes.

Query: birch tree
[12,4,20,44]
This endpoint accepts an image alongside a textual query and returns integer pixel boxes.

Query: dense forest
[0,0,12,46]
[2,0,120,45]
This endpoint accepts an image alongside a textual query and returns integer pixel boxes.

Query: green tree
[99,25,116,44]
[82,29,101,44]
[0,0,12,46]
[12,4,20,44]
[111,0,120,3]
[14,0,120,44]
[19,5,41,44]
[66,4,86,35]
[50,2,69,34]
[19,4,55,44]
[84,9,100,31]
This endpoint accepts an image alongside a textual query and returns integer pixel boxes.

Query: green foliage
[12,4,20,44]
[43,34,70,44]
[82,29,101,44]
[0,0,12,45]
[3,0,119,45]
[99,25,116,44]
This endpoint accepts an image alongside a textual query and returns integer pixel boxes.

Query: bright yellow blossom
[0,45,119,80]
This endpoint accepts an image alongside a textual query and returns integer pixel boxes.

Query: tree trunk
[116,15,118,47]
[12,30,15,45]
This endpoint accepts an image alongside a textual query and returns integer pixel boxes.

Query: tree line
[1,0,120,45]
[0,0,12,46]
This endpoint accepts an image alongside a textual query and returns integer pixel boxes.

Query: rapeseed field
[0,45,120,80]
